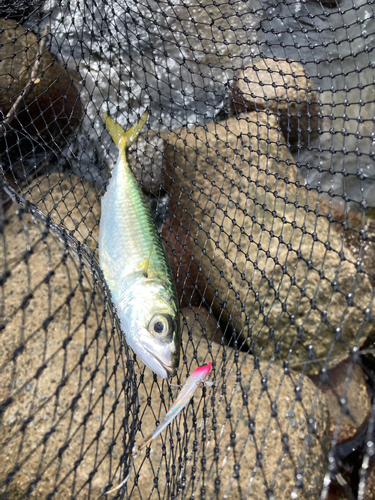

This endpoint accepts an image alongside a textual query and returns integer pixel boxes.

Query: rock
[0,188,136,498]
[327,482,349,500]
[230,58,320,150]
[19,130,375,379]
[309,358,371,443]
[161,113,374,373]
[327,205,375,288]
[0,19,82,159]
[254,1,375,208]
[128,132,166,194]
[364,459,375,500]
[130,306,330,500]
[0,1,44,21]
[18,172,100,255]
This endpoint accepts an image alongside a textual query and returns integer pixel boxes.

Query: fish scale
[99,111,181,379]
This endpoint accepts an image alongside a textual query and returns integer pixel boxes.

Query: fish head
[117,278,181,379]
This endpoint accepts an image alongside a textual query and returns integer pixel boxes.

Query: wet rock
[260,0,375,208]
[0,19,82,160]
[0,1,44,21]
[309,358,371,443]
[0,183,136,498]
[130,306,330,500]
[161,112,374,373]
[230,58,319,151]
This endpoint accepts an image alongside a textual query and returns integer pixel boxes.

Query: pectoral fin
[136,242,154,278]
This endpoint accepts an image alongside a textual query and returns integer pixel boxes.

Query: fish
[136,361,212,453]
[99,111,181,379]
[105,362,212,495]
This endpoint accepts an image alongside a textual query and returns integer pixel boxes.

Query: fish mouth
[145,347,176,379]
[162,363,176,378]
[155,357,176,379]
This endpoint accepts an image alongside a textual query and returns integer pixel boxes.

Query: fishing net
[1,0,375,498]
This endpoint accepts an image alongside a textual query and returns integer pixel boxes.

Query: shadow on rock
[0,19,82,182]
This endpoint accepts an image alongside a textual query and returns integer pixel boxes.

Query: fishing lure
[105,362,212,495]
[136,361,212,453]
[99,111,181,379]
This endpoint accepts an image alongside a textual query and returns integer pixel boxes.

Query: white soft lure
[136,361,212,453]
[105,362,212,495]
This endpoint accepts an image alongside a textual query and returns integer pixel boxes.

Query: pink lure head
[192,362,212,380]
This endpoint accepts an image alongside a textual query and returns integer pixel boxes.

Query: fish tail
[103,110,149,154]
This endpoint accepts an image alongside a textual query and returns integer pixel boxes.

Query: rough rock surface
[309,358,371,443]
[161,113,374,373]
[230,59,319,149]
[17,173,101,257]
[0,19,82,149]
[0,195,136,499]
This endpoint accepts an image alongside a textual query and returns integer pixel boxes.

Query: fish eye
[148,314,173,339]
[154,321,164,334]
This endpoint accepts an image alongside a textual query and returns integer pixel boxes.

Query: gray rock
[259,0,375,208]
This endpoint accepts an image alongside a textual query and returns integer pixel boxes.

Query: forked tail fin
[103,110,148,153]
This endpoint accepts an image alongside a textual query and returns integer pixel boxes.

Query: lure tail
[103,110,148,155]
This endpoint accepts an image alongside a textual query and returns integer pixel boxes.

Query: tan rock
[230,59,319,149]
[21,173,101,255]
[0,198,133,498]
[161,113,374,373]
[0,19,82,150]
[16,127,375,379]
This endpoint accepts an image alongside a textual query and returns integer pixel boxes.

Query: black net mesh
[1,0,375,499]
